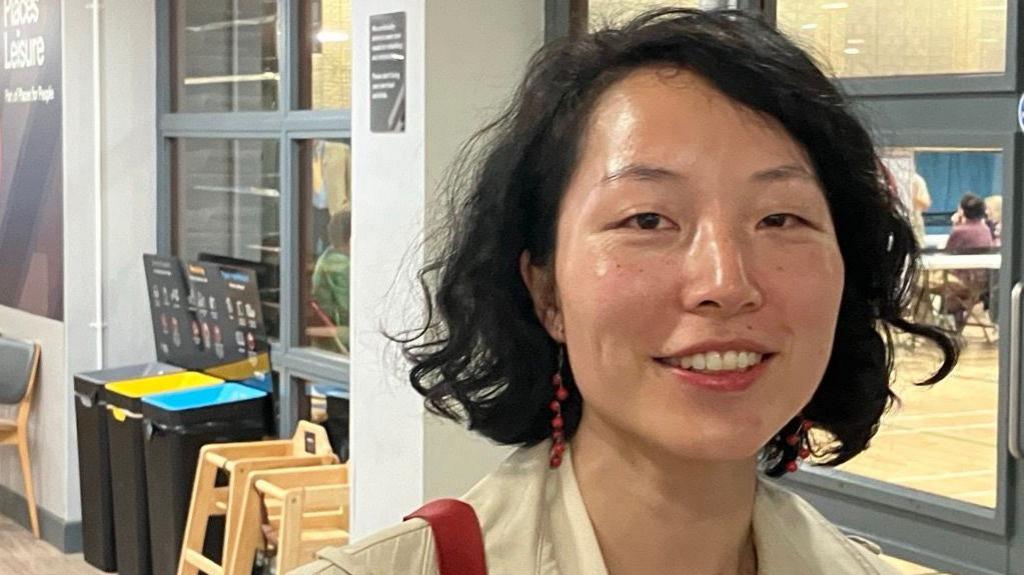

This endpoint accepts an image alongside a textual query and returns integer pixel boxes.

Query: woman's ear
[519,251,565,342]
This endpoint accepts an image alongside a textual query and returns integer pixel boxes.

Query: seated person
[984,194,1002,245]
[946,192,994,253]
[942,193,994,329]
[312,210,351,349]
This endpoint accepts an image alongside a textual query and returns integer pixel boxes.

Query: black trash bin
[141,383,272,575]
[73,362,182,573]
[104,372,223,575]
[324,394,350,462]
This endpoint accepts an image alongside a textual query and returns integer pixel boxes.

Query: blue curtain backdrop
[919,151,1001,234]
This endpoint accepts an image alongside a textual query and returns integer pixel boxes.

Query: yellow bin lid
[105,372,222,420]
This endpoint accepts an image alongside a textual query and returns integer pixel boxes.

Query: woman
[296,8,957,575]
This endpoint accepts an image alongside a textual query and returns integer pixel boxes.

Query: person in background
[908,172,931,245]
[943,193,995,330]
[984,194,1002,245]
[946,193,993,253]
[312,209,351,348]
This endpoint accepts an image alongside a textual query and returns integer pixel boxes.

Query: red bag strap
[405,499,488,575]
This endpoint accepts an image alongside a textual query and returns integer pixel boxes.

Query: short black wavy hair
[395,8,958,477]
[960,192,987,221]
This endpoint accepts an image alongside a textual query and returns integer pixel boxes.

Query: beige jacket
[292,444,900,575]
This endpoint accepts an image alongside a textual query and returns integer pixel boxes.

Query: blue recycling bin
[141,383,272,575]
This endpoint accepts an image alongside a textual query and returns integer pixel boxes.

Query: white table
[920,253,1001,271]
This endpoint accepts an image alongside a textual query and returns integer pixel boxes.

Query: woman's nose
[680,222,763,316]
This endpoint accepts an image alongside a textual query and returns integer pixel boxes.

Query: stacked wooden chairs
[177,421,349,575]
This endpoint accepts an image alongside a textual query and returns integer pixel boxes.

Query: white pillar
[350,0,545,538]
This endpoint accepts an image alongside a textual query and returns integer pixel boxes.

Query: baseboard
[0,482,82,552]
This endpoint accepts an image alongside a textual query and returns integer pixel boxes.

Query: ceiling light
[821,2,850,9]
[843,48,861,55]
[316,30,350,43]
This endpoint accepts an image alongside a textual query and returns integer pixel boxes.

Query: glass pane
[173,138,281,340]
[171,0,279,112]
[300,0,353,110]
[296,377,350,461]
[829,147,1002,508]
[588,1,716,28]
[299,140,352,355]
[776,1,1008,78]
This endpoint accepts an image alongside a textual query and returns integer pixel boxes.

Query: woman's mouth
[659,350,766,372]
[656,351,775,392]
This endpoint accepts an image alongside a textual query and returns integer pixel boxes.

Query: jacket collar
[464,443,891,575]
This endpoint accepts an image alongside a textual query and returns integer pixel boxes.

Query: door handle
[1009,282,1022,459]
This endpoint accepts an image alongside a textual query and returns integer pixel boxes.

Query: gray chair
[0,336,40,537]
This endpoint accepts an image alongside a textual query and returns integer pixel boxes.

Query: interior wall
[421,0,545,501]
[0,308,69,530]
[98,0,158,370]
[0,0,157,549]
[349,0,544,538]
[349,0,429,538]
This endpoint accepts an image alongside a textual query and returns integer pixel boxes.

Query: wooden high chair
[228,464,349,575]
[177,421,338,575]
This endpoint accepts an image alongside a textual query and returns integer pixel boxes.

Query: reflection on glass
[173,138,281,339]
[300,0,352,110]
[777,0,1007,78]
[832,147,1002,508]
[588,0,712,28]
[297,378,349,461]
[299,140,352,355]
[171,0,279,112]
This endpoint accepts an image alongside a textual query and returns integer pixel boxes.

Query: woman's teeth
[662,351,764,372]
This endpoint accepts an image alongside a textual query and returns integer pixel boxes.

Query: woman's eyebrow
[750,164,816,183]
[601,163,816,186]
[601,163,683,185]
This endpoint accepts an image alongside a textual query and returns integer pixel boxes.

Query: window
[173,138,282,337]
[162,0,352,434]
[299,139,351,356]
[776,0,1008,78]
[171,0,280,112]
[587,0,724,29]
[300,0,353,110]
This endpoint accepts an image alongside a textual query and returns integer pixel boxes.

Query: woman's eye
[625,212,670,230]
[760,213,804,228]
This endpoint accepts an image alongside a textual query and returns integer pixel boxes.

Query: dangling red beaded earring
[549,347,569,469]
[784,417,815,474]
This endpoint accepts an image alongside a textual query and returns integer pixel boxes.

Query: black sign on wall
[369,12,406,133]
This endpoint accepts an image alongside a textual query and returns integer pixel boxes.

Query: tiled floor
[0,515,102,575]
[0,512,956,575]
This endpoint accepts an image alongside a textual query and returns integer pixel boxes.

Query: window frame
[157,0,351,436]
[550,1,1021,96]
[763,0,1021,96]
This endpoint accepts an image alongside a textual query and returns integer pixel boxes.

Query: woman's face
[526,68,845,462]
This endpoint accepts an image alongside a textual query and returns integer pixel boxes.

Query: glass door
[768,2,1024,574]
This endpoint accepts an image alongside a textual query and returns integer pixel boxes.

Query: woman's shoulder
[755,479,901,575]
[288,518,438,575]
[288,445,540,575]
